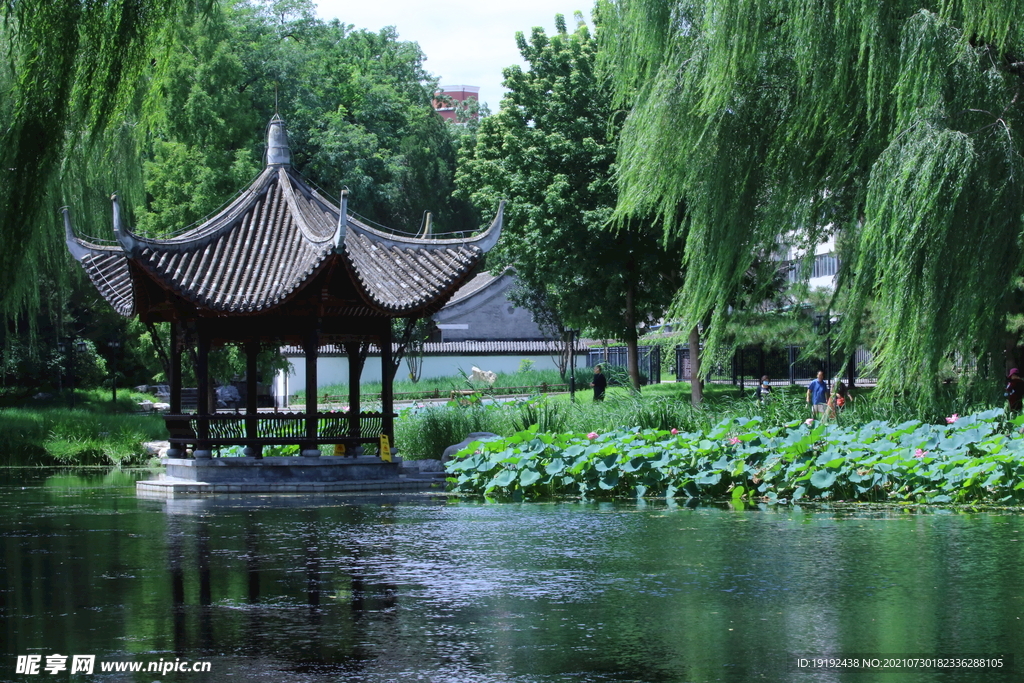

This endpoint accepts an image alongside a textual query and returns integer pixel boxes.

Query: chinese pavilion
[65,116,503,461]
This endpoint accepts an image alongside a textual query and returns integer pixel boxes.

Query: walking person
[1006,368,1024,413]
[591,364,607,402]
[828,381,851,421]
[806,370,829,419]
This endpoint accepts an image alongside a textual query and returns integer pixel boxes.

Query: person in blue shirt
[806,370,829,418]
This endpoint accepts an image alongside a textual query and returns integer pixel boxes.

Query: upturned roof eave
[342,239,486,317]
[339,200,504,254]
[63,207,121,261]
[63,207,137,317]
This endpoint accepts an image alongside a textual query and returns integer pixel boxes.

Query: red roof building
[434,85,480,122]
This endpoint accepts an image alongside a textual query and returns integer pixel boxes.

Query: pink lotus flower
[804,418,815,426]
[587,432,598,440]
[946,414,959,424]
[914,448,927,459]
[728,437,740,445]
[671,428,679,436]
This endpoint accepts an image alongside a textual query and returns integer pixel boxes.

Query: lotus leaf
[810,470,838,489]
[491,469,517,488]
[519,468,542,487]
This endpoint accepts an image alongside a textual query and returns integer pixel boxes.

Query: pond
[1,469,1020,682]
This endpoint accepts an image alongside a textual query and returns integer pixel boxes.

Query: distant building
[779,236,839,290]
[434,85,480,122]
[432,270,547,342]
[279,270,588,395]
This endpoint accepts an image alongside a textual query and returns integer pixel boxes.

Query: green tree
[139,2,476,235]
[2,0,479,391]
[457,13,680,391]
[600,0,1024,412]
[0,0,208,316]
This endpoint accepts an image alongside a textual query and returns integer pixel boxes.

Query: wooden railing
[163,411,391,451]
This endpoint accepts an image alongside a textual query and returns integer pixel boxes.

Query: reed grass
[395,382,997,460]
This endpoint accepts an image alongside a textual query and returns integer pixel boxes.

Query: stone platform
[136,455,446,498]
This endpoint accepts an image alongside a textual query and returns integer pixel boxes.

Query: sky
[314,0,593,111]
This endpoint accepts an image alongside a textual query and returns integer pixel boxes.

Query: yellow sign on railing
[379,435,392,462]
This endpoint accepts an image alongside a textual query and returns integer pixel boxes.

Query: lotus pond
[1,468,1022,682]
[446,409,1024,504]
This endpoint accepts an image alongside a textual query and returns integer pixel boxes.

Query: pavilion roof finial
[266,114,291,167]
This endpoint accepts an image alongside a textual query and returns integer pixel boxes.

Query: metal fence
[676,345,875,388]
[586,346,662,385]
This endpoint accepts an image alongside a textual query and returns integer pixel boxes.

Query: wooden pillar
[380,321,394,450]
[244,340,261,458]
[170,322,182,413]
[167,321,185,458]
[194,326,212,459]
[344,342,362,449]
[302,327,320,457]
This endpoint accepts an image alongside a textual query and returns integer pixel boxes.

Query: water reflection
[0,470,1019,682]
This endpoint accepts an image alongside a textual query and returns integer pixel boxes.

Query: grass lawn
[0,388,167,466]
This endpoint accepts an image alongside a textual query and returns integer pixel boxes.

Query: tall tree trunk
[689,324,703,406]
[390,317,424,381]
[552,325,569,380]
[145,322,171,381]
[625,284,641,392]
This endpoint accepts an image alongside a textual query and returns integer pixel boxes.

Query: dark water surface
[1,469,1022,682]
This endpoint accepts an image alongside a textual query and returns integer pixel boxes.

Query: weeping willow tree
[0,0,207,319]
[599,0,1024,412]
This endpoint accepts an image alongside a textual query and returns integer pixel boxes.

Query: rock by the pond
[144,440,170,457]
[469,366,497,385]
[442,432,498,462]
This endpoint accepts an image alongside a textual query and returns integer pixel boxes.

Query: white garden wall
[279,352,589,399]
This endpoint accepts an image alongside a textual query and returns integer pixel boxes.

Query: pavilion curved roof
[63,221,136,317]
[343,207,502,316]
[65,117,503,319]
